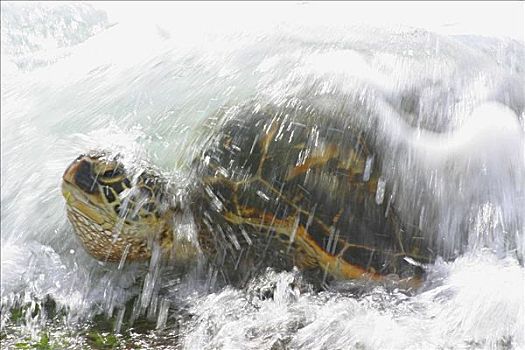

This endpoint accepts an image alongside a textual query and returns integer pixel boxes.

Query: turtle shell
[191,100,432,285]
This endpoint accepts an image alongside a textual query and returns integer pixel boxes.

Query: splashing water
[1,2,524,349]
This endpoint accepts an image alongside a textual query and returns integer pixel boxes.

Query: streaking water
[1,2,524,349]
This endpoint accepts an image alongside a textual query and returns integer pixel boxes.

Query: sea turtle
[61,98,432,287]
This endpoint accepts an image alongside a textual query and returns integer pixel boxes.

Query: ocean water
[1,2,524,349]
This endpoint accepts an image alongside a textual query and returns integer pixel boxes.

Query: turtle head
[62,152,175,263]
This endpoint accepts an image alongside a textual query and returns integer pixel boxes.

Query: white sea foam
[1,2,523,349]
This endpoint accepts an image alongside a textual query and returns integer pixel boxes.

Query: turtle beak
[62,156,107,226]
[62,158,80,186]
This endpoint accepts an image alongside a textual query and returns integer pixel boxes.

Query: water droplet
[363,155,374,181]
[375,177,386,205]
[256,190,270,201]
[156,299,170,330]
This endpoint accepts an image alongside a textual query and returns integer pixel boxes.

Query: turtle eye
[102,170,116,177]
[99,166,125,178]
